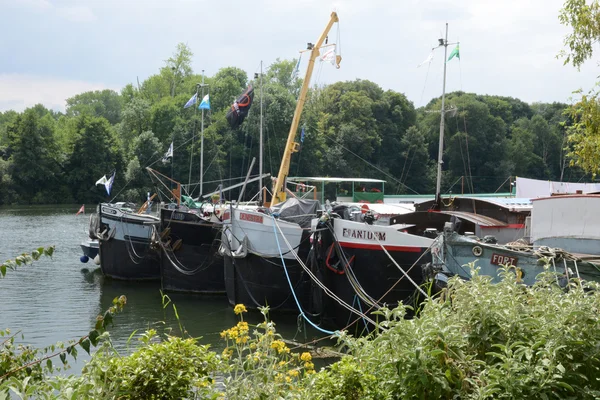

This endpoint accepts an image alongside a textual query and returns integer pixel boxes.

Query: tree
[6,109,64,203]
[160,43,194,98]
[559,0,600,175]
[66,115,122,202]
[66,90,123,124]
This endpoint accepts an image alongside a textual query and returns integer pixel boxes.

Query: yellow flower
[234,304,247,315]
[278,361,286,367]
[270,340,290,354]
[220,330,227,339]
[305,369,315,375]
[287,369,299,377]
[285,376,292,383]
[304,361,314,370]
[300,352,312,362]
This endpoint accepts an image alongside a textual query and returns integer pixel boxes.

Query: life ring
[472,246,483,257]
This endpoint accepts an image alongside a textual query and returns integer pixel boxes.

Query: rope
[289,240,435,352]
[362,222,429,298]
[271,215,337,335]
[271,216,377,326]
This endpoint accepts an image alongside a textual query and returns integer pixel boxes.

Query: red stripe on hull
[338,241,423,252]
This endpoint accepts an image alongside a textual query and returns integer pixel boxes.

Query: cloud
[0,74,116,112]
[4,0,96,22]
[56,5,96,22]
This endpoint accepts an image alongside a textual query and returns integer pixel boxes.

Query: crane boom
[271,12,341,205]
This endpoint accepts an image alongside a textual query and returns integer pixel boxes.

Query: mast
[271,12,341,205]
[188,84,200,191]
[200,70,205,196]
[435,23,449,206]
[259,61,264,204]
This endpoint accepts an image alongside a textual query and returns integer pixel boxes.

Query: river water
[0,205,327,370]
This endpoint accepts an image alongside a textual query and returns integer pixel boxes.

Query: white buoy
[94,254,101,265]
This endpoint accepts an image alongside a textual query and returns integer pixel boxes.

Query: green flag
[448,45,460,61]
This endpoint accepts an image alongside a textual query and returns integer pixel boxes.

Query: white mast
[259,61,264,204]
[200,71,205,196]
[435,23,449,206]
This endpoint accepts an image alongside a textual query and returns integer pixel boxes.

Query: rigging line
[271,216,336,335]
[322,135,420,195]
[289,241,434,352]
[402,145,418,188]
[271,216,377,326]
[457,57,475,194]
[419,61,433,107]
[362,222,428,298]
[493,176,511,194]
[455,115,470,189]
[398,145,411,185]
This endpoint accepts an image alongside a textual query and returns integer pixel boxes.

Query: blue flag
[300,126,305,143]
[199,94,210,110]
[183,93,197,109]
[105,171,115,196]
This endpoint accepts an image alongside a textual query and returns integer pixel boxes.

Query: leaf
[103,310,114,329]
[89,330,100,347]
[46,359,52,370]
[556,381,574,392]
[1,264,6,277]
[44,247,54,257]
[60,353,67,365]
[80,338,91,354]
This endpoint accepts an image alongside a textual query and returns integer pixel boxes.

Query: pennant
[199,94,210,110]
[162,142,173,163]
[183,93,197,109]
[105,171,115,196]
[448,45,460,61]
[418,51,434,68]
[290,54,302,81]
[76,204,85,215]
[320,47,336,65]
[95,175,107,186]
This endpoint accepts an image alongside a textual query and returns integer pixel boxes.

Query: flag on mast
[290,54,302,81]
[418,51,434,67]
[447,44,460,61]
[76,204,85,215]
[105,171,115,196]
[183,93,197,108]
[95,175,107,186]
[162,142,173,163]
[199,94,210,110]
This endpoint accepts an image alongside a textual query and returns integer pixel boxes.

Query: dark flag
[226,86,254,129]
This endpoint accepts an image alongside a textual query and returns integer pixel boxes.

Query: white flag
[320,48,336,65]
[162,142,173,163]
[418,51,434,68]
[95,175,108,186]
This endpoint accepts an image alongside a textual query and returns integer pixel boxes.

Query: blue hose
[271,215,336,336]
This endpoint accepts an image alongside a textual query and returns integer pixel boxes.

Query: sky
[0,0,598,112]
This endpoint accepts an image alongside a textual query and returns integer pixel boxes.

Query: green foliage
[66,90,123,125]
[0,41,588,205]
[78,332,217,399]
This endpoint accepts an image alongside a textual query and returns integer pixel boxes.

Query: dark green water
[0,205,328,370]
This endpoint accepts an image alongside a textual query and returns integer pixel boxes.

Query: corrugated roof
[289,177,386,183]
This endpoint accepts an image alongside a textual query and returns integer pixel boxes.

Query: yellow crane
[270,12,341,205]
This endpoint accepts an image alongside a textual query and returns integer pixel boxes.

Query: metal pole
[259,61,264,204]
[237,157,256,206]
[188,84,199,193]
[200,71,205,197]
[435,23,449,205]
